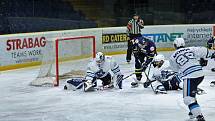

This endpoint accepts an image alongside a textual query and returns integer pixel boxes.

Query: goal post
[55,36,96,86]
[31,35,96,87]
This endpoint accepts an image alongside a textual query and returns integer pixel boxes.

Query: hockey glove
[152,61,157,67]
[83,80,95,92]
[211,52,215,59]
[116,74,123,89]
[199,58,208,66]
[132,43,139,54]
[143,80,157,88]
[95,69,105,78]
[143,81,151,88]
[137,19,144,29]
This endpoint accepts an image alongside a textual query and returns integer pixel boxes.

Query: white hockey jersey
[147,60,171,81]
[169,47,212,79]
[85,56,121,81]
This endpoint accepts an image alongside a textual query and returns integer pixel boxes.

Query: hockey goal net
[31,36,96,86]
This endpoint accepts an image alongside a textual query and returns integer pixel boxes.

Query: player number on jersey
[176,52,195,66]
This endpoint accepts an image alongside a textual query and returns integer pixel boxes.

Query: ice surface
[0,52,215,121]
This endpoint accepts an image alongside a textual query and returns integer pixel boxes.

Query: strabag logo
[6,36,46,51]
[5,36,46,60]
[102,33,129,44]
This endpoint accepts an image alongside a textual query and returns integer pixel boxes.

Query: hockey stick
[88,73,135,91]
[133,57,156,90]
[122,73,135,80]
[142,70,156,94]
[144,62,157,93]
[115,72,138,89]
[143,71,167,94]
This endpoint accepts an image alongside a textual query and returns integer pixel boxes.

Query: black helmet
[133,13,139,17]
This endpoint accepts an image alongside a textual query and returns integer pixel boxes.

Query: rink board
[0,24,215,71]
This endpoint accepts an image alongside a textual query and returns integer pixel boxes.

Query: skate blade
[84,86,95,92]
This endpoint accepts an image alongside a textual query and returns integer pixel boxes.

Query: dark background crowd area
[0,0,215,34]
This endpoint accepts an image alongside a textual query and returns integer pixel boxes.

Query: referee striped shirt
[127,19,144,34]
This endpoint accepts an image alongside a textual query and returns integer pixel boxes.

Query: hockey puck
[211,68,215,72]
[64,85,67,90]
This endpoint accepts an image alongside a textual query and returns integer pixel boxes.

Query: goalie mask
[153,54,165,68]
[95,52,105,65]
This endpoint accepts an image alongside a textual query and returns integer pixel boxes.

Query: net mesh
[31,36,95,86]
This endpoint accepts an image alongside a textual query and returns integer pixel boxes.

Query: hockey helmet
[173,38,185,49]
[95,52,105,64]
[153,54,165,68]
[154,54,165,62]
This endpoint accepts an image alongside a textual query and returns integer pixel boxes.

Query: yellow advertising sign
[102,33,129,43]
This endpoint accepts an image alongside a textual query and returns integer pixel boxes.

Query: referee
[126,14,144,63]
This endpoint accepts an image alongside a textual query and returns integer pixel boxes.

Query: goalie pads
[64,78,84,91]
[83,79,97,92]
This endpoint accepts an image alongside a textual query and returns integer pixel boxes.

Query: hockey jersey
[135,36,157,56]
[207,37,215,49]
[147,60,171,81]
[85,56,121,81]
[147,60,182,90]
[170,46,211,79]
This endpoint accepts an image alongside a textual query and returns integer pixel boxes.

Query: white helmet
[153,54,165,68]
[154,54,165,62]
[95,52,105,64]
[173,38,185,48]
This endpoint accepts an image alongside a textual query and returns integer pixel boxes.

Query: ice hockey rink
[0,52,215,121]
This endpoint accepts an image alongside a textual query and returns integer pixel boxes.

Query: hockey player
[143,54,182,94]
[130,36,157,87]
[64,52,124,92]
[169,38,215,121]
[207,36,215,86]
[207,36,215,50]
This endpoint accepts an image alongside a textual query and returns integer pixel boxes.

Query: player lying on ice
[143,54,206,95]
[64,52,124,92]
[142,54,183,94]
